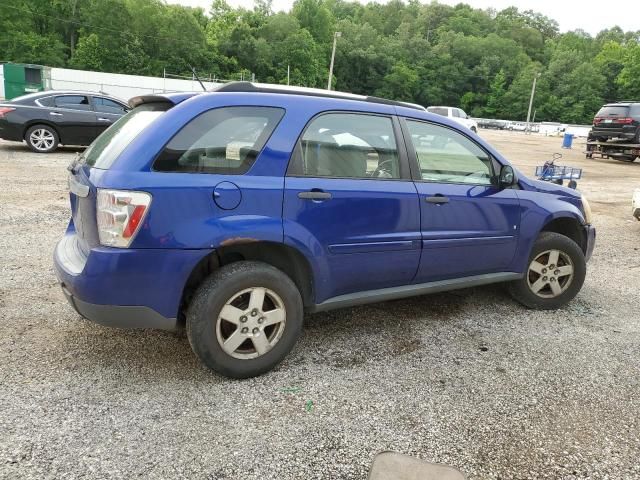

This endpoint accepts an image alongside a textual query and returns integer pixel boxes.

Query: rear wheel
[508,232,586,310]
[187,261,303,378]
[25,124,59,153]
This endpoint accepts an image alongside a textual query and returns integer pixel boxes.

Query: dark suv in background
[591,102,640,143]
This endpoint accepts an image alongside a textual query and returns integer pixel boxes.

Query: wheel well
[178,241,314,325]
[541,217,586,252]
[23,122,60,141]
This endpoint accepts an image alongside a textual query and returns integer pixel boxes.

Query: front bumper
[54,231,212,330]
[584,224,596,261]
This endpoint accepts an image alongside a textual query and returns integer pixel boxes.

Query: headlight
[581,195,593,224]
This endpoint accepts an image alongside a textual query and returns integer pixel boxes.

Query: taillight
[593,117,602,125]
[96,189,151,248]
[617,117,634,124]
[0,107,15,118]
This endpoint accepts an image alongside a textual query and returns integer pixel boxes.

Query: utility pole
[327,31,341,90]
[526,72,541,131]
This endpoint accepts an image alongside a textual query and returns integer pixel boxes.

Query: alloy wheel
[215,287,286,360]
[29,129,55,151]
[527,249,574,298]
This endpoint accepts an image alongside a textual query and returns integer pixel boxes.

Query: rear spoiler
[128,92,199,109]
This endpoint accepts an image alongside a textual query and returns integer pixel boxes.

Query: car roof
[10,90,127,104]
[210,82,424,111]
[603,102,639,107]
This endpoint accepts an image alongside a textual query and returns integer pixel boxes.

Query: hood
[518,175,582,199]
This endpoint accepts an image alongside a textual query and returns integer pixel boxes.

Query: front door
[283,112,422,303]
[402,118,521,283]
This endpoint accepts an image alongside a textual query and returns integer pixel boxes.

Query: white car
[633,189,640,220]
[426,106,478,133]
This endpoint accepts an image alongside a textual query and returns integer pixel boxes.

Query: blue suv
[54,83,596,378]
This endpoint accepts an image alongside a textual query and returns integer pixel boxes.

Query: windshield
[83,103,169,169]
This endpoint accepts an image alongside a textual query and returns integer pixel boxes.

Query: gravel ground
[1,132,639,479]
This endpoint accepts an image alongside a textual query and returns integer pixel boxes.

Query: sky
[172,0,640,36]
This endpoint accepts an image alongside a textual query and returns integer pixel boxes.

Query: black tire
[508,232,586,310]
[186,261,303,378]
[634,128,640,144]
[25,124,59,153]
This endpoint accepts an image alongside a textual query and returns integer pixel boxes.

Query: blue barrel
[562,133,574,149]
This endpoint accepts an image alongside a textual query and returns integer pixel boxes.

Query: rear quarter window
[83,103,169,169]
[153,106,284,174]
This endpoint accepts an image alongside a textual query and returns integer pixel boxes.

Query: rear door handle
[97,117,111,122]
[425,196,449,204]
[49,111,63,116]
[298,191,332,200]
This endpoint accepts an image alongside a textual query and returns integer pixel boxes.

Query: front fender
[512,190,586,273]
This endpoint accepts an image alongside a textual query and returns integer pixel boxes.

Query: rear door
[283,112,421,303]
[52,95,97,145]
[401,118,520,283]
[91,96,128,135]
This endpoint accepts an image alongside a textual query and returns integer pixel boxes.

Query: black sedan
[0,90,129,153]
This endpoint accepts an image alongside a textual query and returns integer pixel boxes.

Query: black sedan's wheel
[187,261,303,378]
[25,125,59,153]
[508,232,586,310]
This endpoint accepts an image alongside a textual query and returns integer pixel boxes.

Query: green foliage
[2,0,638,123]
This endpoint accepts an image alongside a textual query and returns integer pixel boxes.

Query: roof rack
[211,81,424,111]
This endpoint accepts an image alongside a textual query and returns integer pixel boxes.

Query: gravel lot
[1,131,639,479]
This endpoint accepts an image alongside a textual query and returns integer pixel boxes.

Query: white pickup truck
[426,106,478,133]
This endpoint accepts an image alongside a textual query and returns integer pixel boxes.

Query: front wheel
[508,232,586,310]
[187,261,303,378]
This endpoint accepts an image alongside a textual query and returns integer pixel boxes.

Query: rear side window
[54,95,91,111]
[293,113,400,179]
[427,107,448,117]
[94,97,127,115]
[153,107,284,174]
[596,105,629,117]
[83,103,169,169]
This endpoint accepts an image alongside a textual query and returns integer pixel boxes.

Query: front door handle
[49,111,63,116]
[425,196,449,204]
[298,191,332,200]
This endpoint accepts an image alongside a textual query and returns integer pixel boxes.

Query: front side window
[295,113,400,179]
[94,97,127,115]
[54,95,91,111]
[406,120,494,185]
[153,107,284,174]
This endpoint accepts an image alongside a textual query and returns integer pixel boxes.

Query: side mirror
[499,165,516,188]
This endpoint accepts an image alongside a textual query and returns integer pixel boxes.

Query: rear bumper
[591,126,637,140]
[60,284,177,329]
[54,229,212,330]
[584,224,596,261]
[0,119,23,142]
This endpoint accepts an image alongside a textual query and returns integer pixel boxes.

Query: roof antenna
[189,65,207,92]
